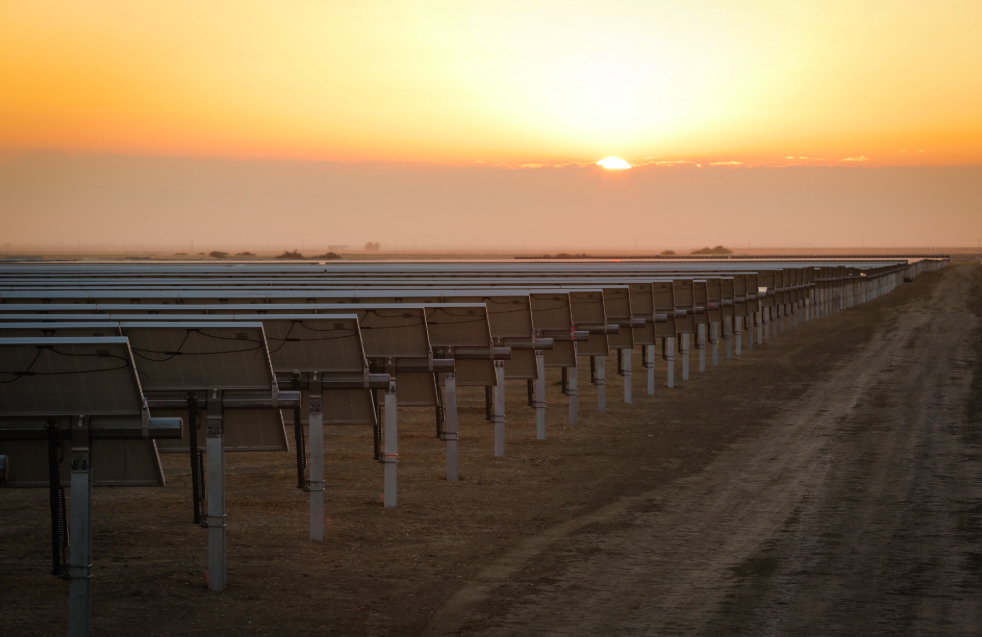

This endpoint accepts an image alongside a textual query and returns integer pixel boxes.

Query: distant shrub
[275,250,304,259]
[660,249,676,256]
[313,252,342,260]
[528,252,590,259]
[209,251,229,259]
[690,245,732,255]
[235,251,255,256]
[364,241,381,251]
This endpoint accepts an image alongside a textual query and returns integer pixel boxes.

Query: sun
[597,156,632,170]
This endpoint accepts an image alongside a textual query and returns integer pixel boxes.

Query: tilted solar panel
[0,337,143,416]
[119,322,274,391]
[0,336,168,486]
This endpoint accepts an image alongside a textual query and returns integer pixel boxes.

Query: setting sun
[597,157,633,170]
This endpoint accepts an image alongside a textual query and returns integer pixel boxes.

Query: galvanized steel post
[383,378,398,508]
[665,336,675,388]
[711,322,720,366]
[723,316,732,361]
[622,349,632,405]
[493,360,505,456]
[308,373,324,541]
[594,355,606,414]
[69,415,92,637]
[206,389,226,592]
[444,370,458,481]
[567,349,579,426]
[535,349,546,438]
[646,344,656,395]
[697,323,707,372]
[681,333,690,381]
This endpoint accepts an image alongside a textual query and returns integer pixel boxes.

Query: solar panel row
[0,256,948,634]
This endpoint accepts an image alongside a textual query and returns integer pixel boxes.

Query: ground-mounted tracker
[0,296,459,411]
[0,304,500,486]
[0,336,182,637]
[2,321,299,591]
[118,320,297,592]
[0,316,388,539]
[223,313,389,536]
[0,292,565,442]
[0,336,178,487]
[201,302,500,474]
[0,257,919,281]
[0,258,946,345]
[0,259,936,326]
[0,257,941,391]
[0,272,731,399]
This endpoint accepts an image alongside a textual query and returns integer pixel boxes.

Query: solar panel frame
[0,336,171,487]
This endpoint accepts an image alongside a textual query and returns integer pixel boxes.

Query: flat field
[1,265,980,636]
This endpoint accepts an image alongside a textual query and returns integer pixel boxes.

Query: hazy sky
[1,1,980,251]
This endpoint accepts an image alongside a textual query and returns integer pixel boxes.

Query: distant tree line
[195,248,343,260]
[275,249,341,260]
[690,245,732,255]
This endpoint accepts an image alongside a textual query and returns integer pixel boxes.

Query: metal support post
[383,378,398,507]
[493,360,505,456]
[697,323,707,372]
[646,345,656,395]
[723,317,732,361]
[681,333,690,381]
[711,322,720,366]
[206,389,226,592]
[594,355,606,413]
[444,371,458,481]
[69,415,92,637]
[664,337,675,388]
[534,349,546,439]
[308,374,325,541]
[567,351,579,426]
[622,349,632,404]
[735,316,743,356]
[47,423,67,577]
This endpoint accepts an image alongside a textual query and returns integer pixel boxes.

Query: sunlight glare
[597,156,632,170]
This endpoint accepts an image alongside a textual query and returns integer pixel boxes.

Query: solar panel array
[0,255,948,634]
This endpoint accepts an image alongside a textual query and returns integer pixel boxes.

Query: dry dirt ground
[2,264,980,636]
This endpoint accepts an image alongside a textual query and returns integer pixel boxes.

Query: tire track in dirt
[424,265,982,637]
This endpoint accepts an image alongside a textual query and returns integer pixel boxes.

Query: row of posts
[368,266,923,508]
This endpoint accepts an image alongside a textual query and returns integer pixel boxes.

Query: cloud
[841,155,870,162]
[709,160,743,166]
[637,159,703,168]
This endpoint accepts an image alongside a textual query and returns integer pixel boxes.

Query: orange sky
[2,2,981,252]
[2,0,981,167]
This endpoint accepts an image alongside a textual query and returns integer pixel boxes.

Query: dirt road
[1,264,979,636]
[425,264,982,636]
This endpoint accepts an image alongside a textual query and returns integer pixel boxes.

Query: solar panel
[424,304,494,387]
[0,437,165,487]
[119,322,274,391]
[257,315,365,373]
[354,307,431,359]
[0,337,143,416]
[0,337,172,487]
[569,290,609,357]
[116,322,285,453]
[529,292,576,368]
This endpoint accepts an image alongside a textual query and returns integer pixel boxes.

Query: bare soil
[2,264,980,636]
